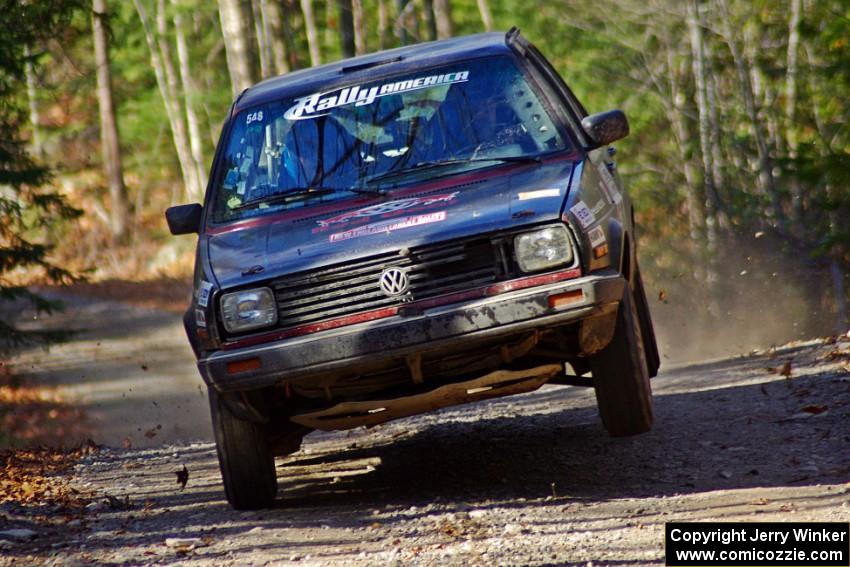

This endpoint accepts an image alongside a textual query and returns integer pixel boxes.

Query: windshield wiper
[231,187,338,211]
[344,186,388,196]
[231,185,388,211]
[367,155,544,184]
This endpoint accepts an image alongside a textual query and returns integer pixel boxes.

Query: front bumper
[198,269,626,392]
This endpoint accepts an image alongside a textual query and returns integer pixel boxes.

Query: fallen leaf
[801,405,828,415]
[780,360,793,378]
[106,494,130,509]
[144,427,157,439]
[140,364,148,371]
[658,289,667,302]
[175,465,189,490]
[122,437,132,449]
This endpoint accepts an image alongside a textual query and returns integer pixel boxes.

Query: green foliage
[0,0,83,353]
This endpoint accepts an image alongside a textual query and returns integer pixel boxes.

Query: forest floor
[1,291,850,565]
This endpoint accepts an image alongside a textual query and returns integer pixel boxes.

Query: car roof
[235,31,516,112]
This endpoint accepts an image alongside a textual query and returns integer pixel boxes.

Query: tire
[209,388,277,510]
[633,264,661,378]
[589,287,654,437]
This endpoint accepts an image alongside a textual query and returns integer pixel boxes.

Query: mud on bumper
[198,270,626,392]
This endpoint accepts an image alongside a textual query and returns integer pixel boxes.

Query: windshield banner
[284,71,469,121]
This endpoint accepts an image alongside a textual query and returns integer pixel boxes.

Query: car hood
[207,159,577,290]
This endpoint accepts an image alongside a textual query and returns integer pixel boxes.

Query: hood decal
[314,192,458,233]
[329,211,447,242]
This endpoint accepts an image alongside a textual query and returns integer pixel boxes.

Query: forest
[2,0,849,353]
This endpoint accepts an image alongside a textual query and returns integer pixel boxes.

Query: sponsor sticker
[569,200,596,229]
[284,71,470,121]
[517,188,561,201]
[597,164,623,204]
[590,199,606,215]
[329,211,446,242]
[588,225,606,247]
[195,309,207,328]
[197,281,213,308]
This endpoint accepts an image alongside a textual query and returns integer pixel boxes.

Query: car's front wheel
[589,287,654,437]
[209,388,277,509]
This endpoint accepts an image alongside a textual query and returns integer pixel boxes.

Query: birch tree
[218,0,257,95]
[92,0,130,240]
[261,0,291,74]
[337,0,355,57]
[433,0,453,39]
[173,7,208,192]
[785,0,803,235]
[377,0,388,48]
[300,0,322,65]
[133,0,203,201]
[252,0,272,78]
[23,46,42,159]
[714,0,782,227]
[352,0,366,55]
[476,0,494,31]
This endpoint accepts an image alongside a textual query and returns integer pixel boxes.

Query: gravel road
[3,297,850,566]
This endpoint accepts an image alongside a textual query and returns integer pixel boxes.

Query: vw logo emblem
[379,267,409,296]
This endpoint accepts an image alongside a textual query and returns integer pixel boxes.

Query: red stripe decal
[221,267,582,350]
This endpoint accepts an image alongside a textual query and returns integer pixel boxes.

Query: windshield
[211,55,571,223]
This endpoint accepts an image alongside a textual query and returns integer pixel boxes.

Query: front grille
[266,235,512,331]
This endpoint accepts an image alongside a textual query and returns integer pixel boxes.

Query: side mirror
[581,110,630,147]
[166,203,203,235]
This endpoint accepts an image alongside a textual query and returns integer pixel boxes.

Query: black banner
[666,522,849,566]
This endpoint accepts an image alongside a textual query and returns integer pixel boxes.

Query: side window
[524,45,590,147]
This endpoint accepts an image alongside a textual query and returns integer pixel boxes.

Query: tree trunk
[281,0,302,70]
[337,0,355,58]
[133,0,202,202]
[785,0,803,236]
[352,0,366,55]
[23,46,43,160]
[666,45,704,247]
[218,0,257,95]
[715,0,783,228]
[325,0,334,48]
[377,0,388,48]
[252,0,272,78]
[262,0,290,74]
[395,0,408,45]
[476,0,493,32]
[92,0,130,241]
[156,0,202,200]
[432,0,453,39]
[300,0,322,65]
[704,40,731,231]
[174,8,209,195]
[686,0,716,234]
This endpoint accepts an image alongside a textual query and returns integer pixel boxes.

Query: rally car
[166,28,660,509]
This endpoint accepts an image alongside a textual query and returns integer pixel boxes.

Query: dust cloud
[643,234,842,365]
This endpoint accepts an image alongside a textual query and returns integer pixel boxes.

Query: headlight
[220,287,277,333]
[514,225,573,273]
